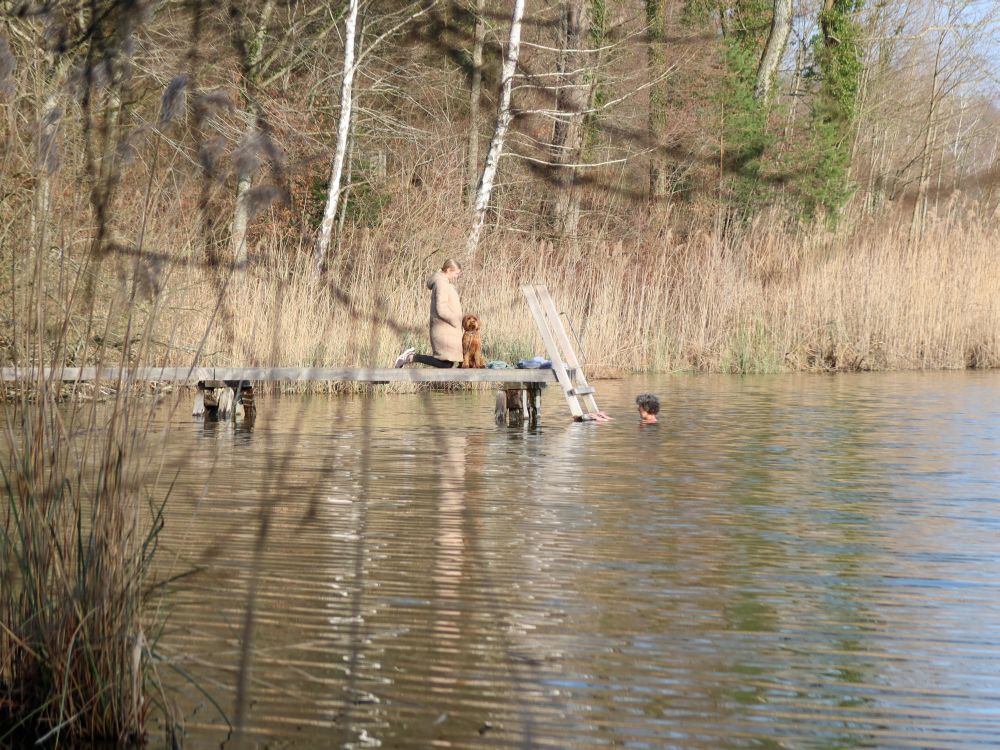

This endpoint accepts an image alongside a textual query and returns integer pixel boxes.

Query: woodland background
[2,2,1000,744]
[2,0,999,374]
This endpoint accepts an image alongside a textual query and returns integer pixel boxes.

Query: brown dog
[462,314,486,368]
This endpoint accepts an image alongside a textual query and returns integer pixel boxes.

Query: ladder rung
[569,386,595,396]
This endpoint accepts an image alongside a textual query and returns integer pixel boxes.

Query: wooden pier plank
[0,366,565,385]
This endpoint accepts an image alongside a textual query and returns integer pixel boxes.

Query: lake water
[147,372,1000,748]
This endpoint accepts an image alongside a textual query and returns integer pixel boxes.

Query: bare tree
[466,0,526,257]
[646,0,668,200]
[909,23,945,242]
[850,0,999,218]
[231,0,275,268]
[466,0,486,204]
[314,0,361,273]
[754,0,792,102]
[550,0,592,239]
[313,0,441,271]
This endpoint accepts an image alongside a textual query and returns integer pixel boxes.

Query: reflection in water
[434,434,466,597]
[140,372,1000,748]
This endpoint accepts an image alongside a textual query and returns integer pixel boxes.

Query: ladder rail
[535,286,600,415]
[560,311,586,366]
[521,285,584,418]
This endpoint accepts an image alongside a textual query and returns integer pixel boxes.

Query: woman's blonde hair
[441,258,461,272]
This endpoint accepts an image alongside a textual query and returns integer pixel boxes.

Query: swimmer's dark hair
[635,393,660,414]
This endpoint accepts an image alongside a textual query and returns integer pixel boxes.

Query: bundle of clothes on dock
[485,356,552,370]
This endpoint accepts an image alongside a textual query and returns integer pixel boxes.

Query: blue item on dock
[517,356,552,369]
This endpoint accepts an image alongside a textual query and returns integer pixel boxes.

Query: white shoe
[394,347,415,367]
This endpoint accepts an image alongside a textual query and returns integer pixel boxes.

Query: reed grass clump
[722,321,783,375]
[165,201,999,379]
[2,42,173,734]
[1,375,168,745]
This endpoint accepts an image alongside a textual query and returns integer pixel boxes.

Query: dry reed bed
[2,190,179,744]
[144,207,1000,382]
[6,203,995,388]
[1,380,170,744]
[4,111,997,749]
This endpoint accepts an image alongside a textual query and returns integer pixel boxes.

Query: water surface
[149,372,1000,748]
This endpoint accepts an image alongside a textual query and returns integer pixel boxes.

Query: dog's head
[462,314,480,332]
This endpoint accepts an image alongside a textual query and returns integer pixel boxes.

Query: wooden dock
[1,285,604,426]
[0,366,565,385]
[0,366,564,427]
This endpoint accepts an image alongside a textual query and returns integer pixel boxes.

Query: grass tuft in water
[1,377,169,745]
[722,321,783,374]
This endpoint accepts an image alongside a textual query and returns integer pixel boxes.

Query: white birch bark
[753,0,792,102]
[465,0,525,257]
[314,0,360,272]
[232,172,252,266]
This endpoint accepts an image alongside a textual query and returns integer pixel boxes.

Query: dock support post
[216,387,235,418]
[496,384,542,427]
[192,383,206,416]
[527,383,542,427]
[238,382,256,424]
[495,390,507,425]
[506,388,524,426]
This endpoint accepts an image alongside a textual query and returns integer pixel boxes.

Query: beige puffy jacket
[426,271,463,362]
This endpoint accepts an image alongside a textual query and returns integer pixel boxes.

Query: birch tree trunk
[33,94,61,244]
[232,0,275,268]
[315,0,360,272]
[646,0,668,200]
[910,28,944,244]
[551,0,590,240]
[466,0,525,257]
[232,172,251,266]
[465,0,485,205]
[31,58,71,243]
[753,0,792,102]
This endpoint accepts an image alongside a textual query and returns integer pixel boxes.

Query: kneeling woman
[394,258,463,368]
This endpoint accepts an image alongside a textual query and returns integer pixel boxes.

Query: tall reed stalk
[168,200,999,380]
[0,203,175,742]
[1,375,167,745]
[2,8,176,736]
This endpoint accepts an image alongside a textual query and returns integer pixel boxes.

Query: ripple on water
[144,372,1000,748]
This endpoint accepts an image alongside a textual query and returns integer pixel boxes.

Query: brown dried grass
[151,199,1000,380]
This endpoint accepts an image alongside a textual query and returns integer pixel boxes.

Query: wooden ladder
[521,284,600,420]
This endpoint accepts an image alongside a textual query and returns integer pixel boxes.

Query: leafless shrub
[192,88,234,125]
[198,135,228,179]
[0,35,15,97]
[241,184,288,220]
[36,106,61,175]
[159,74,188,127]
